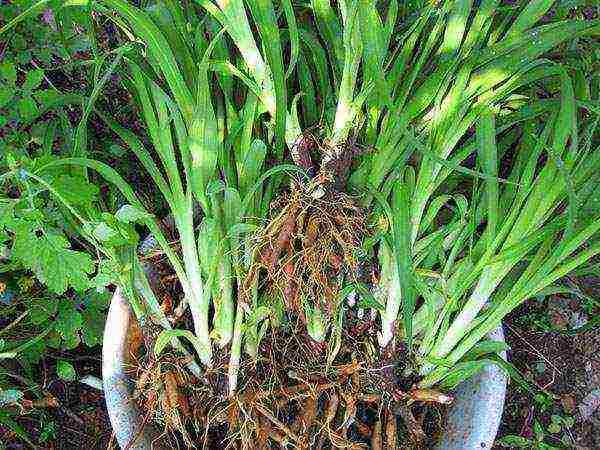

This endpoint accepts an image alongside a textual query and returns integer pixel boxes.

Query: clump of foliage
[2,0,599,448]
[0,4,119,444]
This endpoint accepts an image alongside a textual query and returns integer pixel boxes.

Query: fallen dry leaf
[561,394,576,414]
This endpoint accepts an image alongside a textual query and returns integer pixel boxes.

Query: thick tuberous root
[138,331,450,449]
[250,173,369,337]
[132,353,198,448]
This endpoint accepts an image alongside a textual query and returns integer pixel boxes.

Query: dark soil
[0,347,112,450]
[495,276,600,449]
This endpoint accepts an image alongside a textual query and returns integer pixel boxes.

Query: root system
[131,135,449,449]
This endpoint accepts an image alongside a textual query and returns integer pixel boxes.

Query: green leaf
[51,174,99,207]
[0,62,17,85]
[55,300,83,349]
[0,409,35,447]
[197,217,221,281]
[81,292,108,347]
[223,188,242,231]
[355,283,385,311]
[498,435,532,447]
[154,328,211,363]
[392,181,416,348]
[102,0,194,121]
[115,204,153,223]
[0,84,15,108]
[82,314,104,347]
[462,340,508,361]
[92,258,120,293]
[18,96,39,122]
[56,360,77,381]
[562,416,574,429]
[11,222,94,294]
[281,0,299,79]
[241,164,308,215]
[505,0,555,39]
[533,420,544,441]
[187,37,220,209]
[28,298,58,325]
[437,359,492,389]
[477,111,499,246]
[33,88,62,107]
[22,69,44,92]
[238,138,267,197]
[246,0,287,157]
[92,222,119,242]
[0,0,52,36]
[547,422,561,434]
[311,0,344,75]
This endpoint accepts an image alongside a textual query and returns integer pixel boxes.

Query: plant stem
[210,194,234,348]
[228,300,245,397]
[378,242,401,349]
[177,206,212,367]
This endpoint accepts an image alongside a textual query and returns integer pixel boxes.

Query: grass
[1,0,599,447]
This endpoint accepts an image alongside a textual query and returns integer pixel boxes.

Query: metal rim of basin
[102,288,169,450]
[103,230,507,450]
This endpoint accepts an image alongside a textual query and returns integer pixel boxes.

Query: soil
[0,347,112,450]
[495,276,600,449]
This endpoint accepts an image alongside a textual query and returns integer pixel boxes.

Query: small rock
[584,360,600,389]
[579,389,600,421]
[561,394,576,414]
[569,311,588,329]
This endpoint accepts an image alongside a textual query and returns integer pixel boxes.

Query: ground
[1,348,111,450]
[495,276,600,449]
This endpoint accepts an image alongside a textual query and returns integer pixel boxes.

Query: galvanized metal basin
[103,288,506,450]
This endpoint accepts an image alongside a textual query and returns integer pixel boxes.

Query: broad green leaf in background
[0,85,14,108]
[10,221,94,294]
[115,204,153,223]
[17,96,39,122]
[56,360,77,381]
[0,62,17,85]
[54,300,84,349]
[22,69,44,92]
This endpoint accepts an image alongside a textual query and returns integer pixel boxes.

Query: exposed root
[316,391,339,450]
[255,402,301,444]
[371,416,383,450]
[131,328,448,449]
[246,175,370,334]
[394,402,426,443]
[132,354,200,448]
[408,388,454,405]
[384,409,397,449]
[131,133,451,448]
